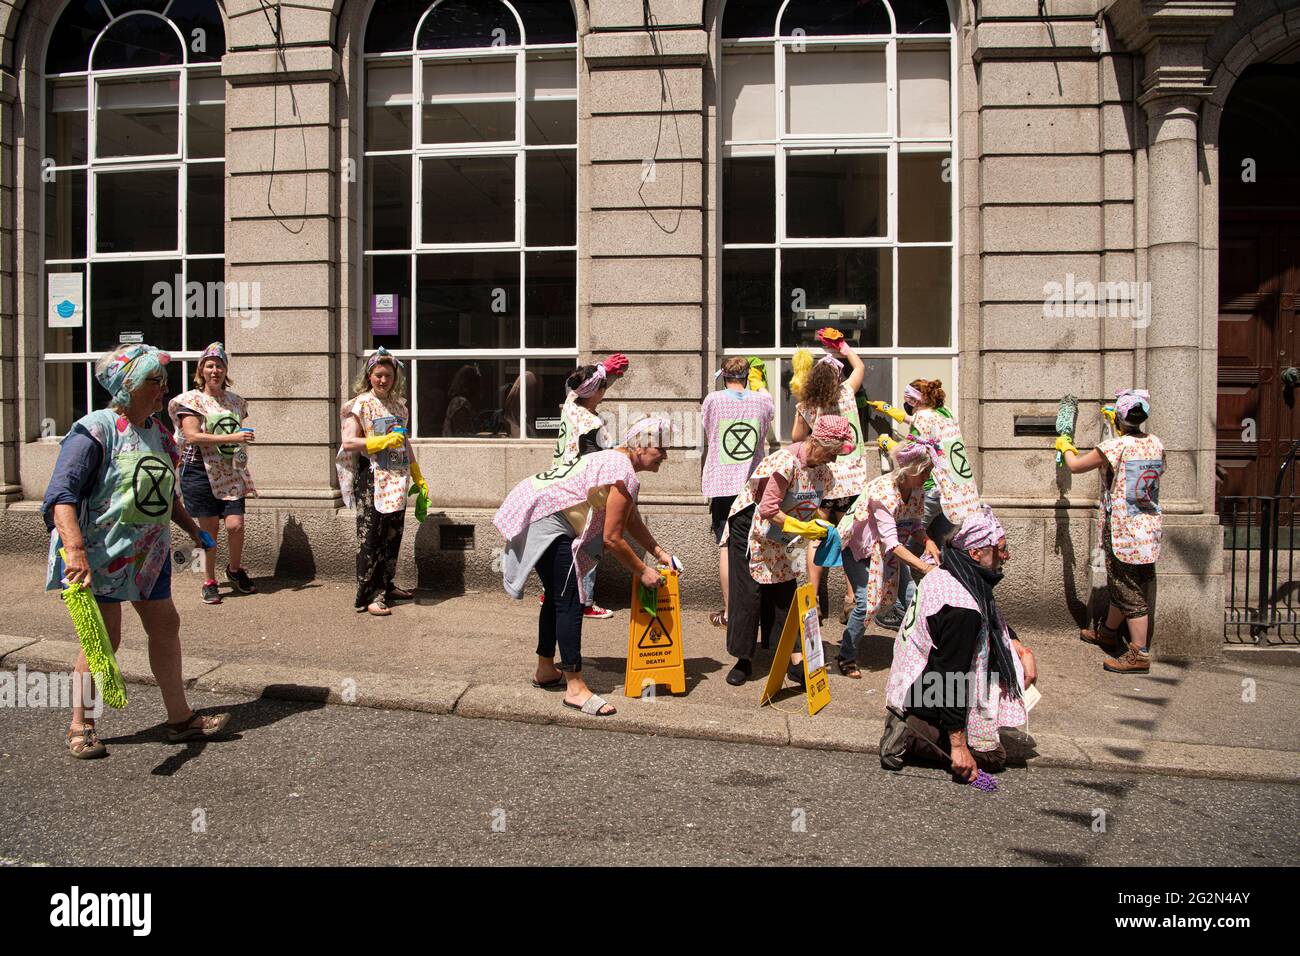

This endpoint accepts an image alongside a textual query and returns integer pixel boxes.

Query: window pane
[90,259,183,353]
[785,47,886,136]
[853,359,894,441]
[420,156,515,244]
[96,168,178,253]
[422,57,516,144]
[44,363,89,436]
[898,357,954,409]
[46,170,87,260]
[899,47,951,138]
[184,258,225,350]
[416,251,519,349]
[187,73,224,159]
[780,247,891,347]
[780,0,892,36]
[415,359,517,438]
[526,54,576,145]
[186,164,224,255]
[524,251,575,349]
[96,75,180,158]
[91,13,183,70]
[786,152,885,238]
[525,359,577,438]
[898,247,951,347]
[525,152,575,247]
[166,0,228,63]
[47,79,88,166]
[46,0,110,74]
[896,0,953,35]
[722,51,774,142]
[366,61,414,151]
[722,0,783,39]
[366,254,412,351]
[364,0,428,53]
[366,155,412,250]
[899,153,950,242]
[45,267,87,354]
[514,1,578,44]
[723,156,775,243]
[722,249,775,349]
[416,0,521,50]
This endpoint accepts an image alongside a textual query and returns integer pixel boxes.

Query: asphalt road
[1,685,1296,867]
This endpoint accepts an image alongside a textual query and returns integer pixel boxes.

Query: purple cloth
[1115,388,1150,422]
[950,504,1005,552]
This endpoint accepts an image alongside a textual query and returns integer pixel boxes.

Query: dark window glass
[786,152,886,238]
[525,99,576,145]
[415,359,517,437]
[897,247,951,347]
[416,252,520,349]
[779,0,891,36]
[184,257,225,349]
[96,168,178,253]
[524,252,576,348]
[420,156,515,244]
[723,156,775,244]
[366,255,413,351]
[90,258,184,352]
[46,0,110,74]
[422,57,516,144]
[524,360,576,438]
[91,14,184,70]
[46,80,88,166]
[365,62,414,151]
[365,0,429,53]
[721,0,784,39]
[105,1,171,14]
[186,164,223,254]
[46,171,88,261]
[366,155,413,250]
[525,152,576,247]
[187,73,224,158]
[780,247,891,347]
[44,363,89,435]
[164,0,228,62]
[895,0,953,34]
[416,0,521,50]
[513,1,578,44]
[96,75,179,158]
[722,249,775,349]
[898,152,950,242]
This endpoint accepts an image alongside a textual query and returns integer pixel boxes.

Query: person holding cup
[336,347,427,616]
[168,342,258,605]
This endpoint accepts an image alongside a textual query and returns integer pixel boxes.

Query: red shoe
[583,604,614,620]
[538,592,545,606]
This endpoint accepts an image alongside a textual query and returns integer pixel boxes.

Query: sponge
[1055,393,1079,466]
[61,581,127,710]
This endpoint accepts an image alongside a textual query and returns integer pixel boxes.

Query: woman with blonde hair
[835,438,943,678]
[168,342,257,605]
[336,347,428,616]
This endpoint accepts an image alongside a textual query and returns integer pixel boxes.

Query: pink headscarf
[950,505,1006,552]
[1115,388,1150,423]
[893,436,941,470]
[811,414,855,455]
[903,383,924,405]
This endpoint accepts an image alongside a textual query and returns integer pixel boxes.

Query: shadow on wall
[274,514,317,582]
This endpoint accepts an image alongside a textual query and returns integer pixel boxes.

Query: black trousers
[354,464,405,608]
[536,533,584,671]
[725,504,797,661]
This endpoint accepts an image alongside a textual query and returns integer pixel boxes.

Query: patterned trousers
[354,463,405,608]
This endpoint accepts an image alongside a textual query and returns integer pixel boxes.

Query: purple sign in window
[371,293,398,337]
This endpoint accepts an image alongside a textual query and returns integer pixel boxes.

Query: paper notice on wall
[48,273,84,328]
[371,293,398,336]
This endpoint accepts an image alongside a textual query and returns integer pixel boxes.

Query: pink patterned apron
[168,389,256,500]
[838,473,926,619]
[336,392,410,515]
[727,447,833,584]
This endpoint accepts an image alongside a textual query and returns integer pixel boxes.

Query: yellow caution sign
[759,583,831,716]
[625,569,686,697]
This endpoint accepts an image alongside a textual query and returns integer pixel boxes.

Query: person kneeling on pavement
[878,505,1037,782]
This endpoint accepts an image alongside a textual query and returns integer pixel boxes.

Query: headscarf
[816,354,844,374]
[903,383,924,405]
[810,414,855,455]
[620,416,672,449]
[96,344,170,409]
[942,505,1020,701]
[718,362,749,383]
[1115,388,1150,424]
[893,436,941,471]
[572,364,607,398]
[366,345,404,373]
[199,341,228,367]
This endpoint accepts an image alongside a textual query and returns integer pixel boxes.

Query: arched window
[720,0,955,438]
[362,0,578,438]
[42,0,226,434]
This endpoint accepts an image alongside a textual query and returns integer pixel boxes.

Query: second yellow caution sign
[625,569,686,697]
[759,583,831,716]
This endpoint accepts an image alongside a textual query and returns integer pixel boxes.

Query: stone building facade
[2,0,1296,659]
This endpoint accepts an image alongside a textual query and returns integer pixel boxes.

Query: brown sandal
[710,610,727,628]
[67,724,107,760]
[837,659,862,679]
[166,711,231,743]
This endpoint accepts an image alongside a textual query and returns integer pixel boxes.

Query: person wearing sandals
[168,342,257,605]
[835,437,943,679]
[723,416,855,686]
[337,347,428,616]
[41,344,231,759]
[700,356,775,630]
[540,354,629,620]
[496,417,677,717]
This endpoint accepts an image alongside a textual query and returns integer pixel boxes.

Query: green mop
[58,551,127,709]
[1054,393,1079,466]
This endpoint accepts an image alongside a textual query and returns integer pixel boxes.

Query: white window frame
[719,0,960,440]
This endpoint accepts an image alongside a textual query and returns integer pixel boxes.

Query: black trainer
[225,566,256,594]
[201,582,222,605]
[875,608,905,630]
[725,659,752,686]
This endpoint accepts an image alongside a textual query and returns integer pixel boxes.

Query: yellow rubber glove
[782,516,828,540]
[1054,435,1079,457]
[365,432,405,455]
[408,457,429,498]
[867,400,907,424]
[878,434,899,454]
[1101,405,1117,435]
